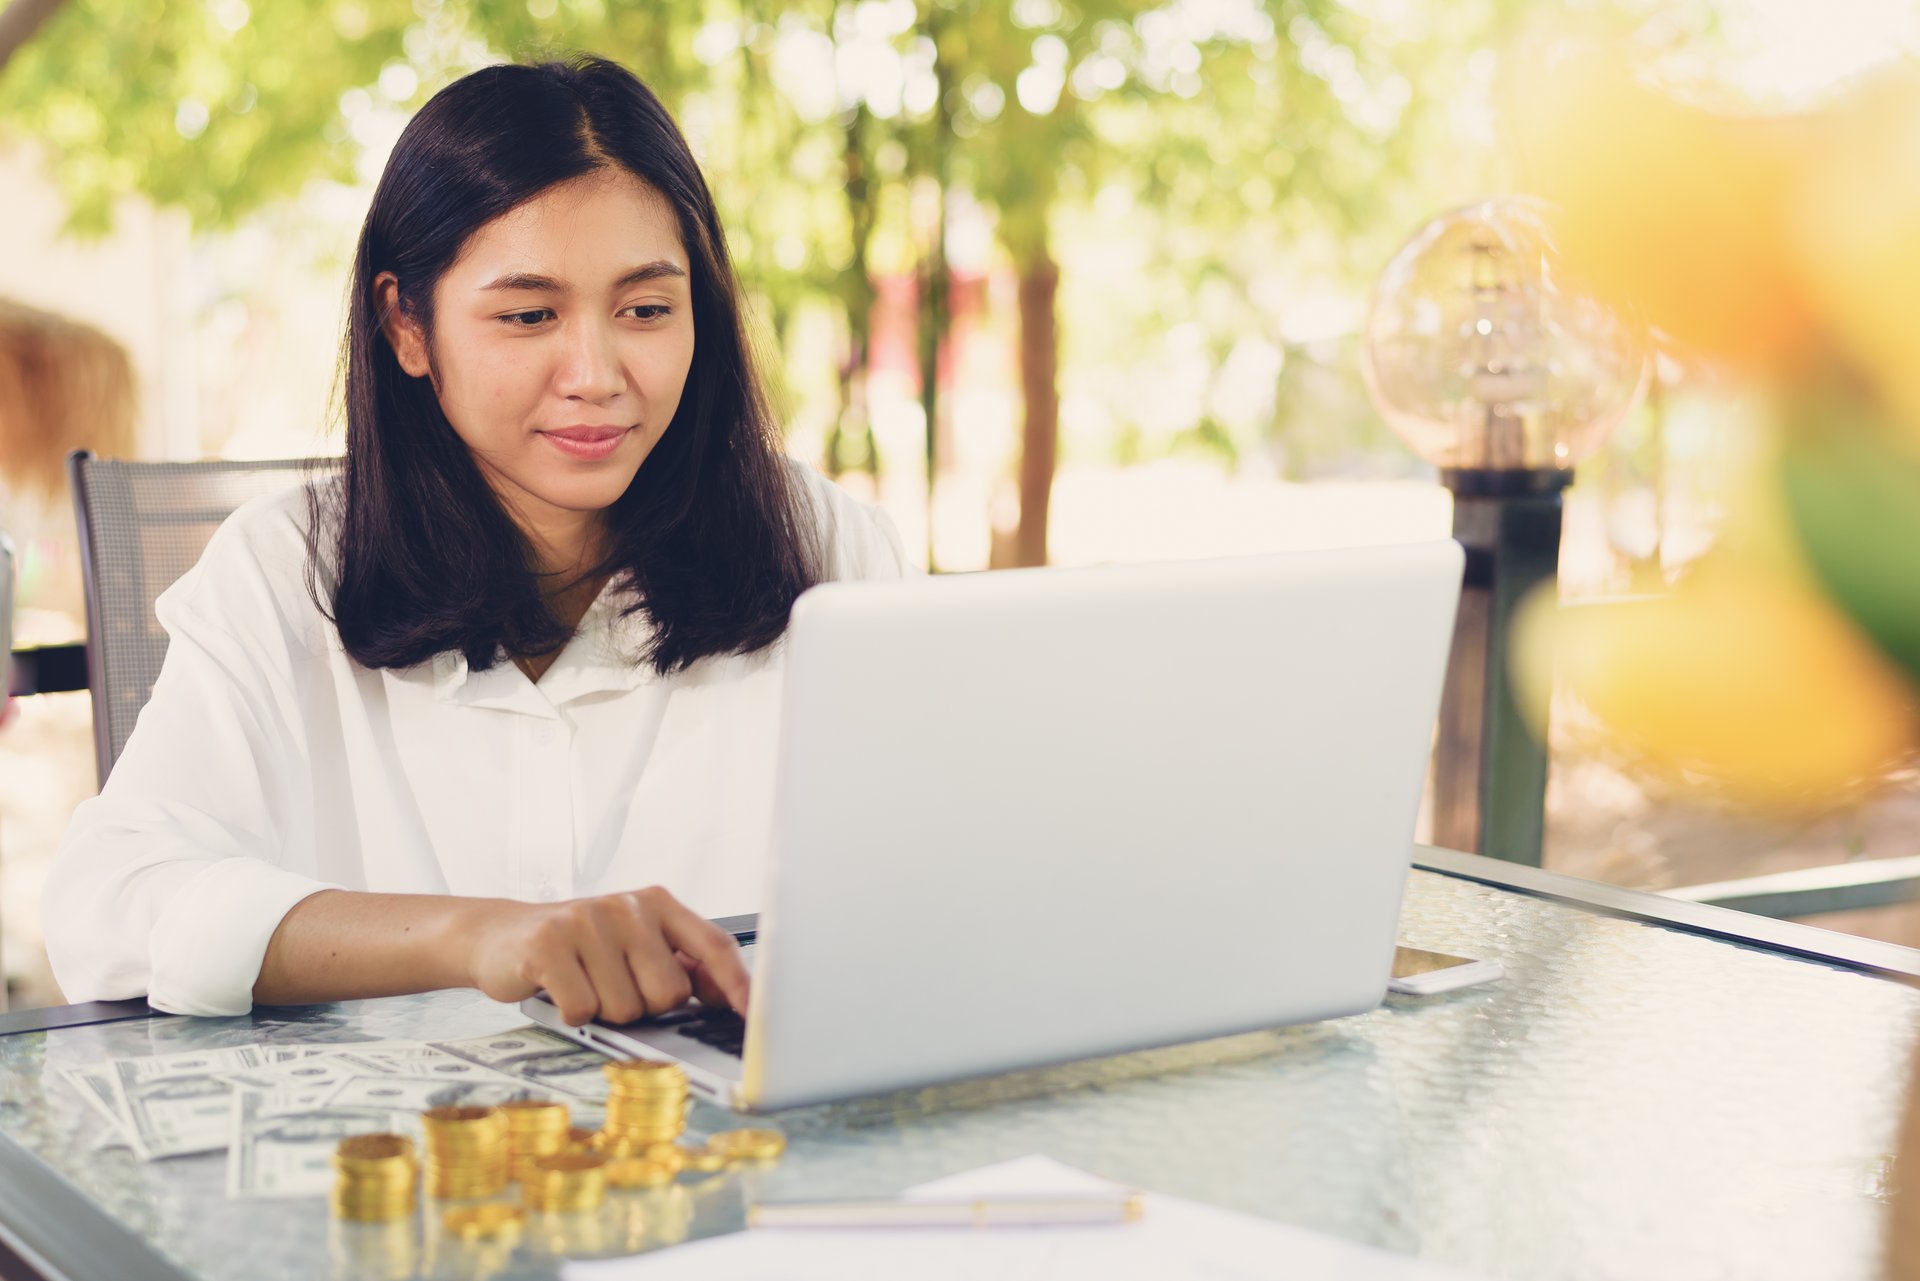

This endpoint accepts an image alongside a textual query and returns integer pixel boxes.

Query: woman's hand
[461,887,750,1025]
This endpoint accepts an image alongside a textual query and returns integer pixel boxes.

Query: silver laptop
[525,539,1464,1111]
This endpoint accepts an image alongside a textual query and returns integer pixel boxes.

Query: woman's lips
[538,426,632,461]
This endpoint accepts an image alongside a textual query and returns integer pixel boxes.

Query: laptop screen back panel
[742,541,1463,1110]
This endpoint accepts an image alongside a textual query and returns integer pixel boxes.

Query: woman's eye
[499,310,552,328]
[626,305,671,321]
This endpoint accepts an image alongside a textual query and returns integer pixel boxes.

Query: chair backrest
[68,451,340,787]
[0,530,13,700]
[0,526,13,676]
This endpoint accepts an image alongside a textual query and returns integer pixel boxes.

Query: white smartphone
[1388,945,1504,996]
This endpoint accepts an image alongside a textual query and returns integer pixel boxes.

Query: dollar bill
[428,1027,616,1100]
[217,1051,389,1094]
[225,1089,411,1199]
[114,1045,273,1159]
[60,1065,138,1151]
[320,1071,532,1114]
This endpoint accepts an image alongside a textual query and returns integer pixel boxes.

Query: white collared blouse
[43,461,911,1016]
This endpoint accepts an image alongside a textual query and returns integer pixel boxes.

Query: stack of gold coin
[601,1060,688,1147]
[330,1134,419,1222]
[566,1126,600,1153]
[498,1099,571,1181]
[521,1151,608,1213]
[421,1105,510,1199]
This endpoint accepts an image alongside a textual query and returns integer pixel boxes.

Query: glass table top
[1,866,1914,1281]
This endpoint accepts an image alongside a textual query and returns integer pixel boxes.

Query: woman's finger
[576,901,649,1024]
[616,892,695,1012]
[534,948,600,1027]
[649,889,750,1013]
[679,952,733,1010]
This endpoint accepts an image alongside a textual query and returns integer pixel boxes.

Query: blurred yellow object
[1510,48,1813,368]
[1792,70,1920,434]
[1513,569,1915,808]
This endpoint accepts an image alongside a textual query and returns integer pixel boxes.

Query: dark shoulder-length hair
[325,54,819,676]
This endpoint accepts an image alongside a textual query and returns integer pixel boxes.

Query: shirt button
[533,724,556,745]
[535,878,555,900]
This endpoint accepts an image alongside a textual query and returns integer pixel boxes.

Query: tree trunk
[914,13,954,572]
[0,0,65,74]
[825,104,878,479]
[1012,239,1060,568]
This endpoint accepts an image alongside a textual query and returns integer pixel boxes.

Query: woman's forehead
[448,168,688,292]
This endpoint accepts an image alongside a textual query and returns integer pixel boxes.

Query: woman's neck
[521,510,604,580]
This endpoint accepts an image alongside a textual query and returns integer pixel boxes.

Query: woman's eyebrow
[478,261,688,293]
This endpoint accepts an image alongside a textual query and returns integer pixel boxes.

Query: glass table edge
[1411,845,1920,983]
[0,1125,197,1281]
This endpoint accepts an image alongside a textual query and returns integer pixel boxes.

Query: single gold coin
[590,1131,645,1158]
[675,1143,727,1174]
[604,1156,678,1189]
[642,1143,686,1173]
[706,1129,787,1163]
[443,1203,526,1241]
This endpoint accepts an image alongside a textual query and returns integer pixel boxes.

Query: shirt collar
[429,577,657,711]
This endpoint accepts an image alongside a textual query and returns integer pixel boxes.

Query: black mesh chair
[68,451,339,786]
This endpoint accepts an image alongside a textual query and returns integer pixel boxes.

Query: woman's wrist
[440,895,527,992]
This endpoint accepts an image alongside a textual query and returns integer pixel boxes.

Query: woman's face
[378,168,696,544]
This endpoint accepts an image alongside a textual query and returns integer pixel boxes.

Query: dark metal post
[1430,467,1569,865]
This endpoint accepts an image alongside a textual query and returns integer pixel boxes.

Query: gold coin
[336,1134,417,1165]
[642,1143,685,1173]
[330,1180,415,1222]
[674,1143,727,1174]
[603,1059,686,1084]
[423,1104,506,1126]
[443,1203,526,1241]
[523,1152,605,1185]
[590,1131,644,1158]
[521,1152,609,1213]
[604,1156,678,1189]
[706,1129,787,1163]
[499,1099,571,1130]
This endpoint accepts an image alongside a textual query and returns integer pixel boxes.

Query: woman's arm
[253,884,751,1021]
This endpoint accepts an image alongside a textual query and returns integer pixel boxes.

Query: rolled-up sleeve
[42,514,341,1016]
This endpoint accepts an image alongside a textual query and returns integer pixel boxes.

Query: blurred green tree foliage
[0,0,1519,564]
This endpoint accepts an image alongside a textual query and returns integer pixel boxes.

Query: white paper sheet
[562,1154,1486,1281]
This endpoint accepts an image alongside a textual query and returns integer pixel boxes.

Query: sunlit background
[2,0,1917,1007]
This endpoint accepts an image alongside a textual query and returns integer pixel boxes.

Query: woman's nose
[554,320,626,403]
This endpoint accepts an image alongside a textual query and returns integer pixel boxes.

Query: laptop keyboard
[670,1008,745,1058]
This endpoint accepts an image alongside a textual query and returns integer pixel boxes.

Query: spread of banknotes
[58,1027,615,1199]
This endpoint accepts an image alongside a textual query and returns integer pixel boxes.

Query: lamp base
[1438,467,1575,499]
[1432,475,1565,865]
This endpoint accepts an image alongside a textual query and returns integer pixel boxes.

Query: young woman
[42,56,909,1023]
